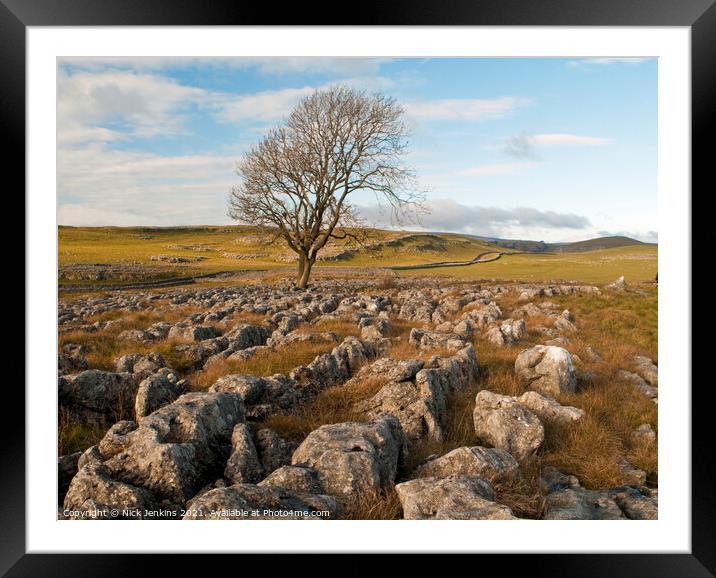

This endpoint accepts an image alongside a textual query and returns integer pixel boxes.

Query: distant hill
[549,236,648,253]
[464,234,650,254]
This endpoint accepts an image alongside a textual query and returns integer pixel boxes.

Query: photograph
[55,55,660,522]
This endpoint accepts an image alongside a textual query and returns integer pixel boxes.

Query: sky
[57,57,657,243]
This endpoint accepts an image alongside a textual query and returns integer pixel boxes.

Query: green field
[399,244,658,284]
[58,226,657,287]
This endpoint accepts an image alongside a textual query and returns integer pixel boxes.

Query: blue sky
[57,57,657,242]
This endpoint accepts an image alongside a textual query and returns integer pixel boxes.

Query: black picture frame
[7,0,708,574]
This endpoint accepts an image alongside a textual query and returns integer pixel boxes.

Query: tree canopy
[228,85,421,288]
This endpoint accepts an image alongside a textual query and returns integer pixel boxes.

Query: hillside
[58,226,503,284]
[467,234,649,254]
[58,226,657,287]
[550,236,647,253]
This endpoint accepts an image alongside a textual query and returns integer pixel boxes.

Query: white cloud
[57,67,400,144]
[359,199,591,236]
[213,76,400,125]
[213,85,317,125]
[58,204,150,227]
[57,69,208,144]
[404,97,528,122]
[58,145,240,226]
[500,132,611,158]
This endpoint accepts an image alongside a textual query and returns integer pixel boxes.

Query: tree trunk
[296,253,306,282]
[296,256,314,289]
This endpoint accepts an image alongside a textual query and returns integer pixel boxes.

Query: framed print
[7,0,711,573]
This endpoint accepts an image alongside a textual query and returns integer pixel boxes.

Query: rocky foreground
[58,277,658,520]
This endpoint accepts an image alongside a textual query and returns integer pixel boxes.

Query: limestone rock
[606,276,627,291]
[224,423,263,484]
[543,487,627,520]
[486,319,526,347]
[517,391,584,424]
[103,392,245,504]
[254,428,297,475]
[134,368,184,419]
[291,416,406,497]
[182,484,337,519]
[210,374,301,419]
[115,352,165,375]
[631,424,657,444]
[608,486,658,520]
[473,390,544,461]
[258,465,322,494]
[63,463,158,519]
[415,446,520,484]
[168,324,221,342]
[58,370,140,423]
[97,420,138,460]
[617,370,658,399]
[395,475,516,520]
[632,355,658,387]
[514,345,577,396]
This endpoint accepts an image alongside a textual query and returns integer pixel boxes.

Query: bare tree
[228,85,422,289]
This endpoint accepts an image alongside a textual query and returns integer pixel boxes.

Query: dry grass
[188,340,341,391]
[541,418,624,489]
[260,374,389,442]
[387,340,453,362]
[216,310,269,329]
[523,314,556,340]
[301,317,361,339]
[388,318,421,340]
[375,275,398,290]
[545,378,658,488]
[59,329,197,374]
[58,409,106,455]
[340,487,403,520]
[550,288,657,360]
[59,307,202,373]
[492,458,545,519]
[481,288,659,490]
[471,338,528,397]
[626,436,658,484]
[83,304,200,328]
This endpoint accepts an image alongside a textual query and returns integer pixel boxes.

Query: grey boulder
[63,463,158,519]
[517,391,584,425]
[134,368,185,419]
[182,484,336,519]
[224,423,263,484]
[253,428,296,475]
[514,345,577,396]
[103,392,245,504]
[258,465,322,494]
[632,355,658,387]
[395,475,516,520]
[58,370,140,423]
[473,390,544,461]
[415,446,520,484]
[291,415,406,497]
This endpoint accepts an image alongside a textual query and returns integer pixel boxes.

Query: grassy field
[399,244,657,284]
[59,226,657,287]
